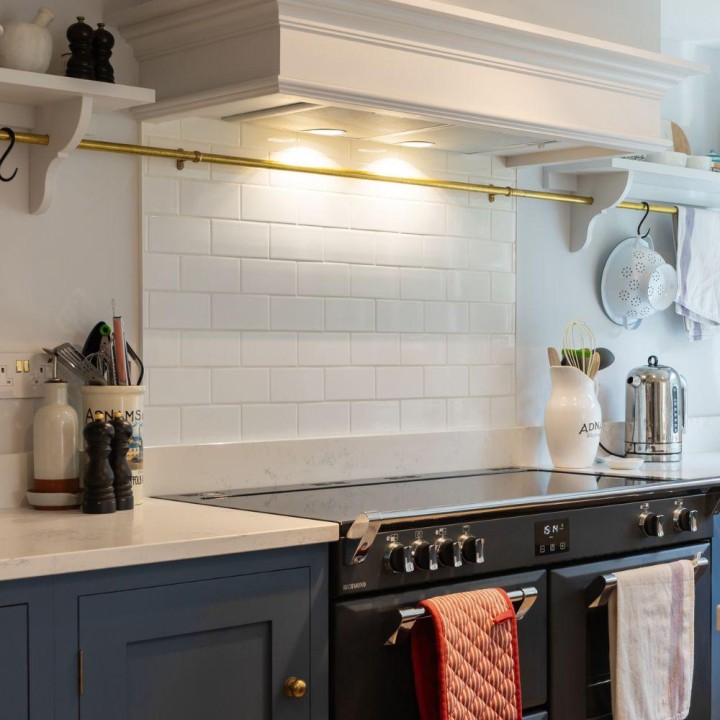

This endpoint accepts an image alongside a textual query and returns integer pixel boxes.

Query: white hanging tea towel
[608,559,695,720]
[673,206,720,340]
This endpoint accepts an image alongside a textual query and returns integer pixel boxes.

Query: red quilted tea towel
[411,588,522,720]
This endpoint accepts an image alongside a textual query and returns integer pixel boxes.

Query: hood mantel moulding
[108,0,705,157]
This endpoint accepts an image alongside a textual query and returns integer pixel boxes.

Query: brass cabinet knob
[284,676,308,698]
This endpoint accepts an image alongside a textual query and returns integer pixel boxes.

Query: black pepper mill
[82,411,116,514]
[110,411,134,511]
[65,17,95,80]
[92,23,115,83]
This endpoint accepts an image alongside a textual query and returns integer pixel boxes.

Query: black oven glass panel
[332,569,546,720]
[549,543,711,720]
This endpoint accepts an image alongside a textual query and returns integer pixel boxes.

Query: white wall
[0,0,141,453]
[141,120,517,445]
[516,166,720,427]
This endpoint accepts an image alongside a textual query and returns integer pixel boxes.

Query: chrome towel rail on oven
[384,586,538,646]
[585,551,708,609]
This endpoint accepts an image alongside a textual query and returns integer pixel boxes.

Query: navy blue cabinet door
[0,604,29,719]
[78,568,311,720]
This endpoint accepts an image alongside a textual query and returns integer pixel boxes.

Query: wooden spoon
[547,347,561,367]
[588,351,601,380]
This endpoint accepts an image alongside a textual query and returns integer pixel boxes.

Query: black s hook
[0,127,18,183]
[637,201,651,239]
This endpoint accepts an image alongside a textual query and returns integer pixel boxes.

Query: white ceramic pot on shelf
[0,7,54,73]
[544,366,602,469]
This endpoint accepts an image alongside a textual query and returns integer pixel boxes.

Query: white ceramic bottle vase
[0,7,54,73]
[544,366,602,469]
[32,380,80,497]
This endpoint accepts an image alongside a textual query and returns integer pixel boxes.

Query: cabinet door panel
[79,568,310,720]
[0,604,29,720]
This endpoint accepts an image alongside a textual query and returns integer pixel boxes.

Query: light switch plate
[0,352,51,400]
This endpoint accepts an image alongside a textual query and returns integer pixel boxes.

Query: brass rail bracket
[176,149,204,171]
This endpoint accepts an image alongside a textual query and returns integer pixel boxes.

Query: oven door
[549,542,711,720]
[332,569,546,720]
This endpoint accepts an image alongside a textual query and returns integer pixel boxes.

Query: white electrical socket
[0,352,51,400]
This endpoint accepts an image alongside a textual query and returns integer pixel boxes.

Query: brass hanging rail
[0,128,679,215]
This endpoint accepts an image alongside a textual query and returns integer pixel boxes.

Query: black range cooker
[165,467,720,720]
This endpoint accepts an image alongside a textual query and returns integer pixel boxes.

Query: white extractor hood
[107,0,705,160]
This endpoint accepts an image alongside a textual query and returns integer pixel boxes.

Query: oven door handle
[384,585,538,646]
[585,550,708,609]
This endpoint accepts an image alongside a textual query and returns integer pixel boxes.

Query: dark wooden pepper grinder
[82,411,116,514]
[65,17,95,80]
[92,23,115,83]
[110,411,134,511]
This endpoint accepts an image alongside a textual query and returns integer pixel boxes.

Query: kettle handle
[680,374,688,432]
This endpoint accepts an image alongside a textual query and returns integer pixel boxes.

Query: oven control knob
[639,511,665,538]
[384,542,414,573]
[673,508,698,533]
[436,538,462,568]
[459,535,485,564]
[412,540,438,571]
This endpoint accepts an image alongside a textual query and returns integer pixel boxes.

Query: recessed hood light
[397,141,435,148]
[306,128,347,136]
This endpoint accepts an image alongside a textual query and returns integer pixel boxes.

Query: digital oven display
[534,518,570,556]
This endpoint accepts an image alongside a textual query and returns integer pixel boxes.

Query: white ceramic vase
[544,366,602,469]
[0,7,54,73]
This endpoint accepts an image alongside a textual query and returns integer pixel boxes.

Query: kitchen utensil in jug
[625,355,687,462]
[601,236,678,329]
[562,320,595,376]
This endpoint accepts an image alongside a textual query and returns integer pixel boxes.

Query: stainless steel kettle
[625,355,687,462]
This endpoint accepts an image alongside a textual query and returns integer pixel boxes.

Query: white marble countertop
[589,450,720,480]
[0,499,338,581]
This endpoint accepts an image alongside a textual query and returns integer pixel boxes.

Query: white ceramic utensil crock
[544,366,602,469]
[0,7,54,73]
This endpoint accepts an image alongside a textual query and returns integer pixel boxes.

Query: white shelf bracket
[29,95,94,214]
[569,171,633,252]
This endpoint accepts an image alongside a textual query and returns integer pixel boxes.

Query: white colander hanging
[600,236,678,329]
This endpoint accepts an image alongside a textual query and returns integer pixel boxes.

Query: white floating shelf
[543,157,720,251]
[0,67,155,214]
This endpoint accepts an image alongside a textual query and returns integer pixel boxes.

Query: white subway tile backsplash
[212,295,269,330]
[181,406,241,444]
[351,401,400,433]
[242,258,296,295]
[270,225,325,261]
[212,220,269,258]
[143,122,517,446]
[149,368,211,405]
[377,300,424,332]
[298,333,350,366]
[351,333,399,365]
[271,368,324,401]
[242,185,297,224]
[376,367,423,399]
[491,156,516,181]
[401,399,446,431]
[299,403,350,437]
[298,263,349,297]
[181,331,241,366]
[144,254,180,291]
[242,332,297,366]
[424,366,469,397]
[446,271,491,302]
[325,367,375,400]
[271,297,324,331]
[400,269,446,300]
[242,404,297,440]
[149,292,211,329]
[424,302,469,333]
[351,265,399,299]
[149,216,210,255]
[180,180,240,219]
[401,334,446,365]
[211,368,270,403]
[181,256,240,293]
[326,298,375,331]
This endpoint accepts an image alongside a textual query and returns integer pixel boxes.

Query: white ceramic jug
[0,7,54,73]
[544,366,602,469]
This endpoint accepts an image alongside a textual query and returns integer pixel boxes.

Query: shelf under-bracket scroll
[585,551,708,609]
[384,586,538,646]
